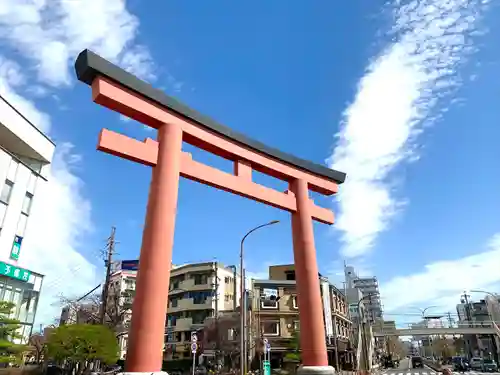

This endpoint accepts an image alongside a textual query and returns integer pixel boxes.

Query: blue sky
[1,0,499,327]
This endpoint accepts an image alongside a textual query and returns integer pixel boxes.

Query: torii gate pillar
[74,49,346,375]
[124,122,183,370]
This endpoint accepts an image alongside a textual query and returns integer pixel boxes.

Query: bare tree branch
[55,283,135,335]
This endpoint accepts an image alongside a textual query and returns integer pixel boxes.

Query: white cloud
[0,58,99,325]
[380,233,500,317]
[327,0,490,258]
[0,0,156,87]
[0,58,51,133]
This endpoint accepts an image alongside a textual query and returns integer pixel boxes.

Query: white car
[470,357,483,370]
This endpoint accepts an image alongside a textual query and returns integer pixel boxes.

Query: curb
[423,361,442,372]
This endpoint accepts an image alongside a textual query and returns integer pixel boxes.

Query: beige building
[164,262,240,360]
[248,264,352,369]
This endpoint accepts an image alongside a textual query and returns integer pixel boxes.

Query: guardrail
[373,321,500,337]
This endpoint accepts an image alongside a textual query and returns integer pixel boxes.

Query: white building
[0,95,54,342]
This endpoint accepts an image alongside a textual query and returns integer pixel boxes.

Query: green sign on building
[10,236,23,261]
[263,360,271,375]
[0,261,31,282]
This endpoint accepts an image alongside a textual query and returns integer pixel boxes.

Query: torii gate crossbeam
[74,49,346,375]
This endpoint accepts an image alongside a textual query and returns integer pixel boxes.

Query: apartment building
[248,264,352,369]
[165,262,240,360]
[0,96,54,343]
[89,260,239,360]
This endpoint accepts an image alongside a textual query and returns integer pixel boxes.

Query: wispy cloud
[0,0,156,87]
[327,0,490,258]
[0,0,161,324]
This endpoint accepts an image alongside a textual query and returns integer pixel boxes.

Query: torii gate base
[74,50,346,375]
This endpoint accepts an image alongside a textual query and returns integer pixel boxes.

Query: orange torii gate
[74,50,346,375]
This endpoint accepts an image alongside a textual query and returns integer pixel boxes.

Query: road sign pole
[191,333,198,375]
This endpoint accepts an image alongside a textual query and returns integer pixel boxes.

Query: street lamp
[240,220,279,375]
[408,306,437,319]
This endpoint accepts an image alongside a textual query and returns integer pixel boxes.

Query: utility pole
[213,262,220,367]
[462,292,472,325]
[447,312,454,327]
[461,291,475,357]
[99,226,116,324]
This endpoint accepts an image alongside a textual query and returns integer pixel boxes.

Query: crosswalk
[380,372,500,375]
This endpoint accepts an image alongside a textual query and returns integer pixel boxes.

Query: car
[482,359,498,372]
[412,356,424,368]
[470,357,483,371]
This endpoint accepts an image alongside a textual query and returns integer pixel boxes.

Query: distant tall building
[344,265,383,322]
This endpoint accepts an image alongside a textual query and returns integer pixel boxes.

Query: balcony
[168,297,214,313]
[171,277,214,292]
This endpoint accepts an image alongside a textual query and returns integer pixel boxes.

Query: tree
[432,337,456,358]
[0,301,26,364]
[201,312,241,366]
[46,324,119,373]
[56,282,135,335]
[386,337,407,358]
[28,333,45,363]
[453,337,465,355]
[284,330,301,362]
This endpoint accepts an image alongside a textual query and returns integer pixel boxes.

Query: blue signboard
[121,259,139,271]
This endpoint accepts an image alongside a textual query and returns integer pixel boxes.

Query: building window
[0,180,14,204]
[294,320,300,331]
[6,160,18,182]
[261,297,278,309]
[16,213,28,238]
[261,288,279,309]
[0,202,7,229]
[262,321,280,336]
[21,193,33,215]
[192,291,211,304]
[170,299,178,308]
[292,295,298,309]
[193,274,208,285]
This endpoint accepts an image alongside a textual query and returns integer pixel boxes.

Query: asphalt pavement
[379,358,500,375]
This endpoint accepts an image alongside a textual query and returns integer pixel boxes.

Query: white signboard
[321,281,334,337]
[262,288,278,299]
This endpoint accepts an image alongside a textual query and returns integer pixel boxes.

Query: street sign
[191,333,198,342]
[191,342,198,353]
[10,236,22,260]
[263,360,271,375]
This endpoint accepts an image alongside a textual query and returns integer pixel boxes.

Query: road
[379,358,500,375]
